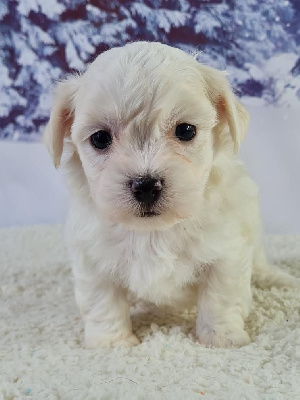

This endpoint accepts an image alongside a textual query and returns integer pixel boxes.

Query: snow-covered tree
[0,0,299,140]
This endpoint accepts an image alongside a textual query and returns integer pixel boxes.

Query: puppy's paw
[196,324,250,348]
[85,330,140,349]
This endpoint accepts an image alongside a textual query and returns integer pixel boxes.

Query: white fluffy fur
[44,42,299,349]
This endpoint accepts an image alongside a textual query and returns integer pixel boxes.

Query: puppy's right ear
[44,76,80,168]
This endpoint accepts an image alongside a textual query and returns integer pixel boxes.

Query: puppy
[45,42,298,348]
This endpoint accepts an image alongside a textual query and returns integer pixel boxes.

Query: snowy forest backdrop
[1,0,300,141]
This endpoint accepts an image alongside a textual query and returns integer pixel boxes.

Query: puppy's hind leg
[252,245,300,289]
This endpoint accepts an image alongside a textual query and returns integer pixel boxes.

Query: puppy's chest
[110,229,210,304]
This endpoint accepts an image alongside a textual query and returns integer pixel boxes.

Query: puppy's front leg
[196,253,253,348]
[74,265,139,349]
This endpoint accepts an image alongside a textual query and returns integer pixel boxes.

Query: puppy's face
[45,42,249,231]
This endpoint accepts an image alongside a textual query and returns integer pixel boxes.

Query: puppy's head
[45,42,249,231]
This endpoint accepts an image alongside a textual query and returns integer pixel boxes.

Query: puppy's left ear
[44,75,80,168]
[200,65,250,152]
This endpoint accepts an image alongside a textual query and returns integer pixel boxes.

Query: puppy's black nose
[131,177,163,205]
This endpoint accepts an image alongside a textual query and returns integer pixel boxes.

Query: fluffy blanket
[0,225,299,399]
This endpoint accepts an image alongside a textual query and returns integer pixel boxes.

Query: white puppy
[45,42,298,349]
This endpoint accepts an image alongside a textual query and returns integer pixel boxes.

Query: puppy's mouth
[138,211,160,218]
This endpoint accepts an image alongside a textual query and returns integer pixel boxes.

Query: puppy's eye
[90,130,112,150]
[175,123,196,141]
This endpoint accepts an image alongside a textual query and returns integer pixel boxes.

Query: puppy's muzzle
[130,176,163,207]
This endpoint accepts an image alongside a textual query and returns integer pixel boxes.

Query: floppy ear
[199,65,250,152]
[44,76,80,168]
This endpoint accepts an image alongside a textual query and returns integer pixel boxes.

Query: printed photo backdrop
[1,0,300,141]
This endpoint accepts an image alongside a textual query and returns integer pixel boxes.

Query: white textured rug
[0,225,299,400]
